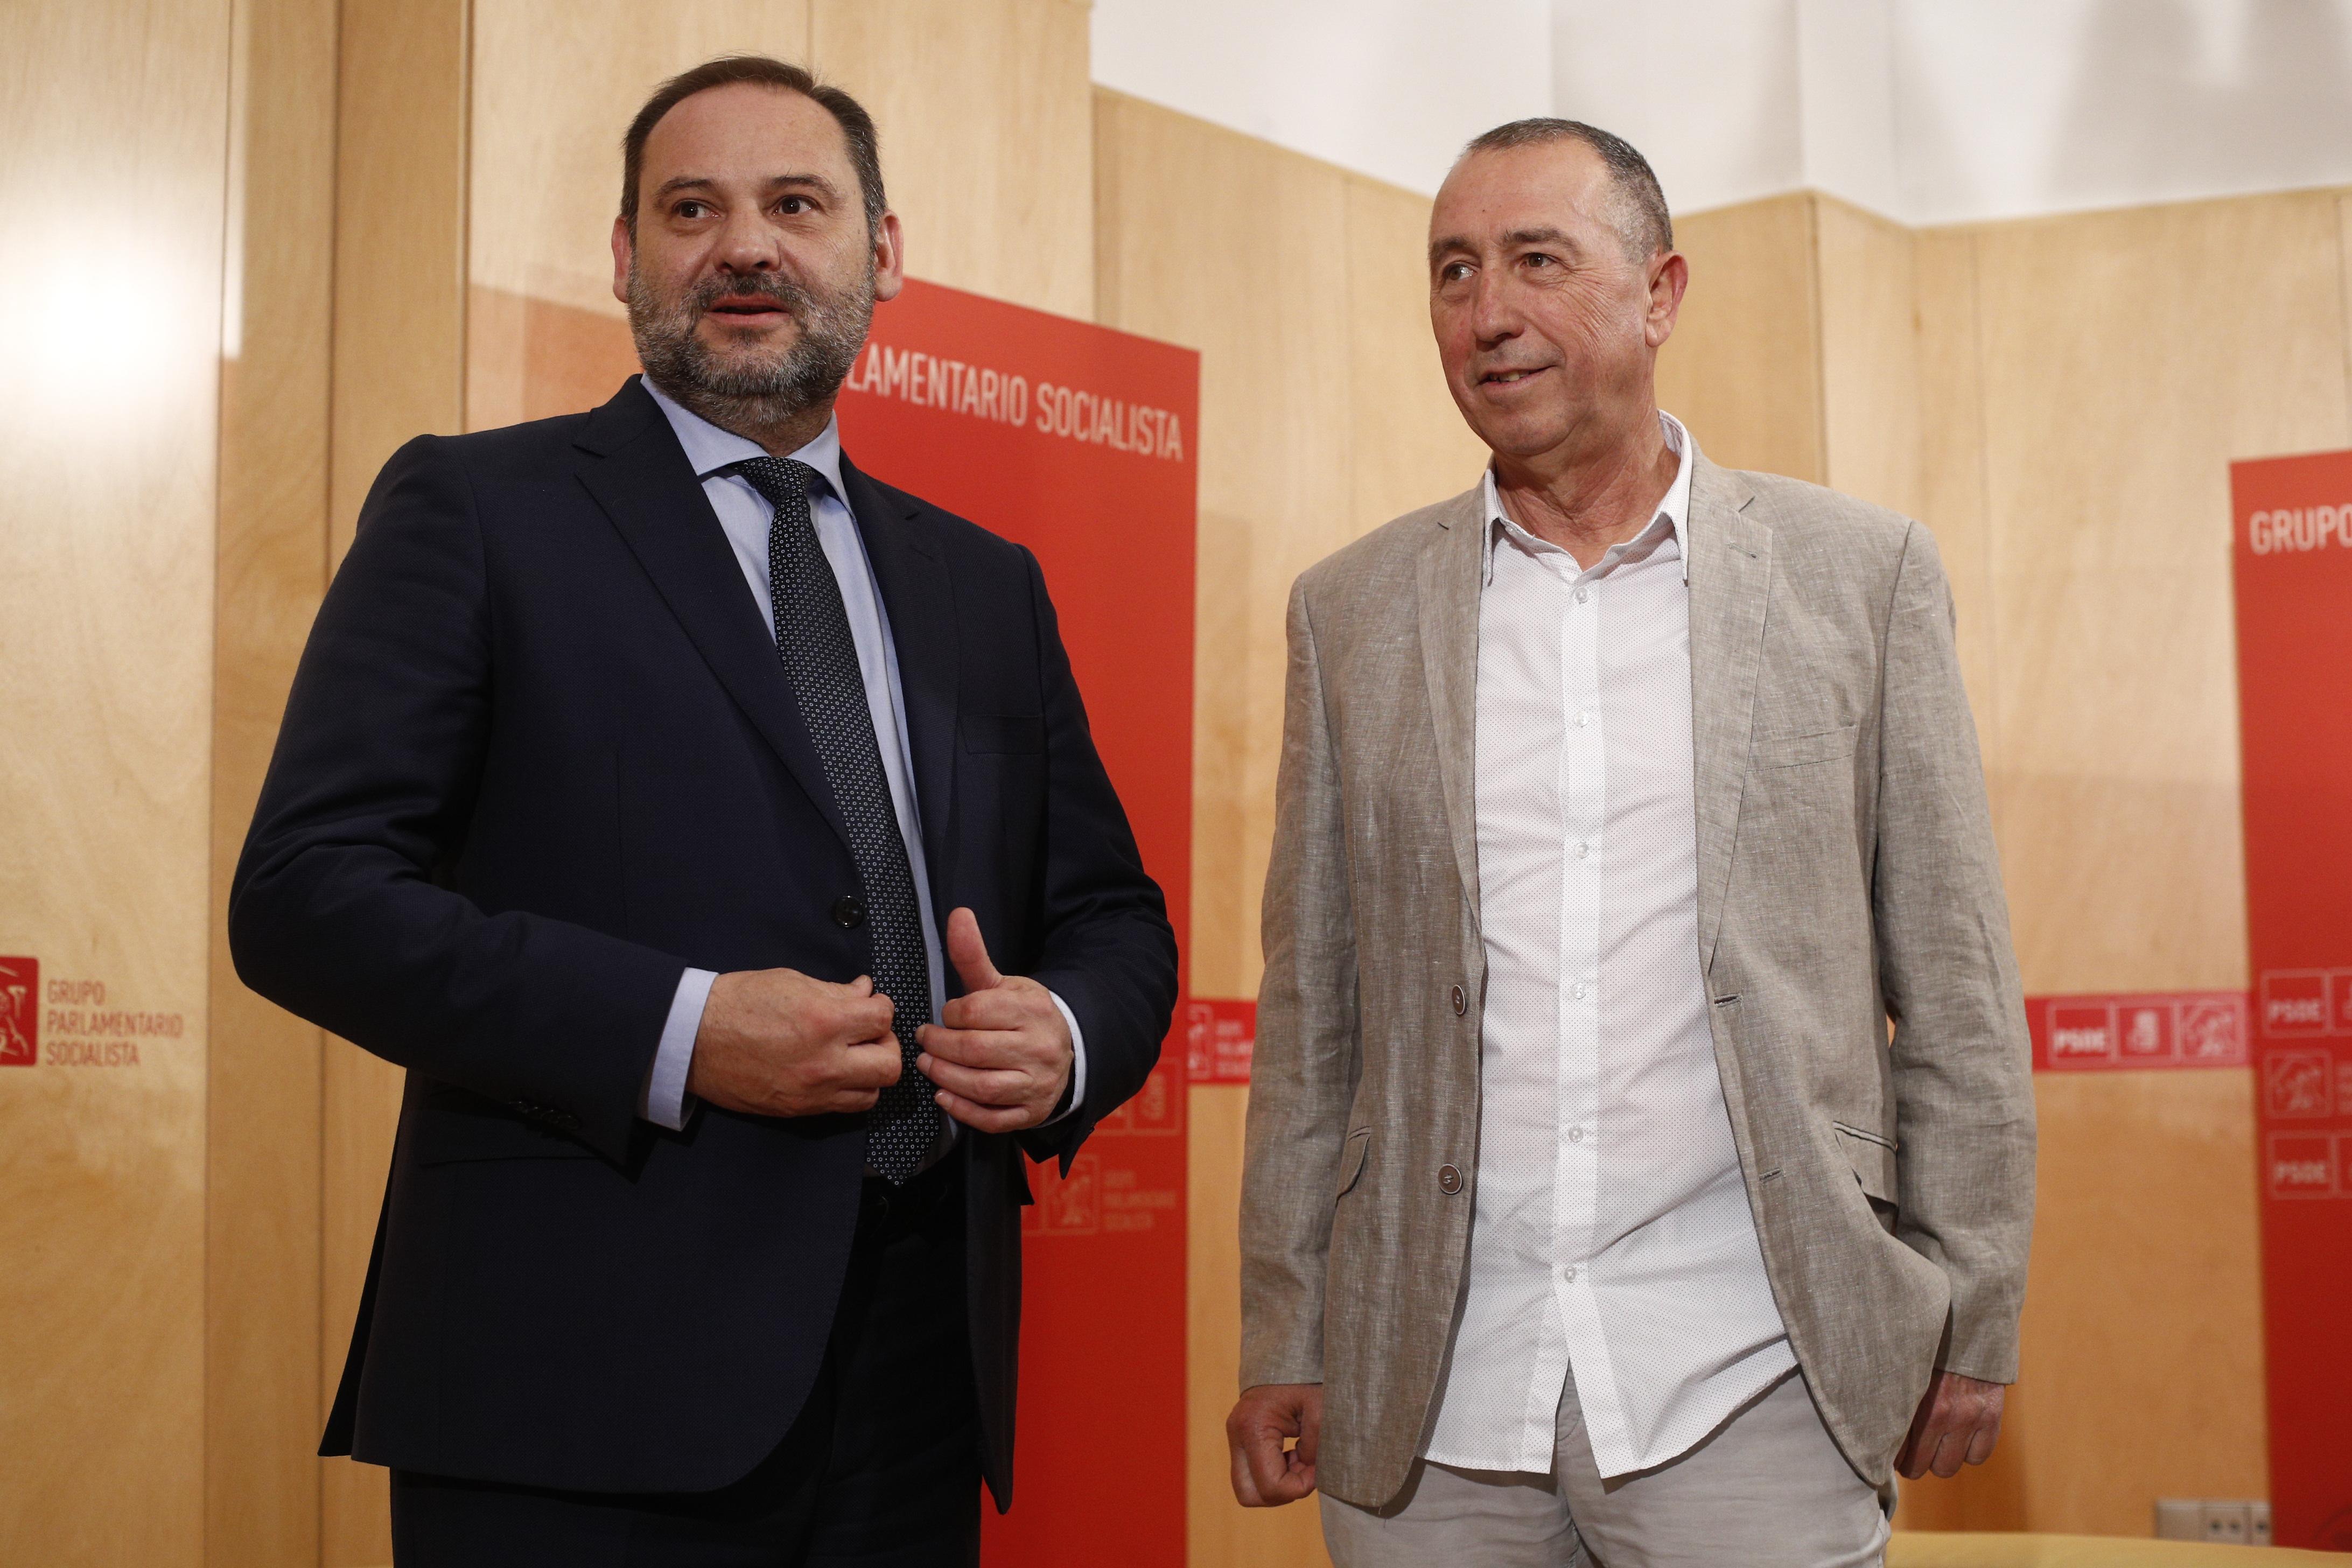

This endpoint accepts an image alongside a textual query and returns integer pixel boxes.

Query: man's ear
[611,215,634,308]
[1646,250,1689,349]
[872,209,906,304]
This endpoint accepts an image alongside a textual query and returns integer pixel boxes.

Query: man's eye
[675,201,708,220]
[1440,263,1471,283]
[1523,253,1556,269]
[779,195,810,215]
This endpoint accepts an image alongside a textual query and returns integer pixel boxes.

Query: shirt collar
[1481,410,1695,585]
[640,375,851,506]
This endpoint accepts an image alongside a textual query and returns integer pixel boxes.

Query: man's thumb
[947,907,1004,991]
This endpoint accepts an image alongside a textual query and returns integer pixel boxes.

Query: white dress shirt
[1421,414,1795,1479]
[636,379,1084,1132]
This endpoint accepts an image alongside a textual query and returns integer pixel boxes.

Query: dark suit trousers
[390,1160,982,1566]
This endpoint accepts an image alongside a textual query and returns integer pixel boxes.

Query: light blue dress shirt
[637,379,1085,1132]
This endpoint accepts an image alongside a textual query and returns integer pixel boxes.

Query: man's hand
[687,968,901,1118]
[1897,1368,2005,1479]
[915,907,1072,1132]
[1227,1383,1322,1506]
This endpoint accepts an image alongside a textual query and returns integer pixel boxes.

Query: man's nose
[1462,272,1521,348]
[714,208,784,274]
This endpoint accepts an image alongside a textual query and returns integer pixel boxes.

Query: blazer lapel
[571,379,853,855]
[1416,487,1490,928]
[839,455,959,912]
[1684,455,1772,968]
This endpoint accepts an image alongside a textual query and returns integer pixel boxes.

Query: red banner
[2232,449,2352,1551]
[1183,998,1256,1084]
[839,279,1197,1566]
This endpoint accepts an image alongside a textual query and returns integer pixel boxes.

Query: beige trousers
[1320,1369,1891,1568]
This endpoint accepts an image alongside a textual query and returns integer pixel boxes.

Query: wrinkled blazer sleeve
[228,437,685,1162]
[1872,522,2037,1384]
[1237,577,1362,1389]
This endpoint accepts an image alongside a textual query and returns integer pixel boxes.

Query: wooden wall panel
[1912,228,2003,778]
[467,0,812,430]
[207,0,337,1563]
[1972,194,2346,1000]
[1816,195,1922,520]
[1655,192,1824,482]
[0,2,230,1563]
[815,0,1094,319]
[325,1,471,1557]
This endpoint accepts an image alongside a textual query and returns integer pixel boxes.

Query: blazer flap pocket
[1753,723,1859,768]
[961,713,1046,754]
[1336,1128,1373,1197]
[410,1094,601,1166]
[1832,1122,1898,1203]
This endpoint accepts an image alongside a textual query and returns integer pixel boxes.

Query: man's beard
[627,261,874,435]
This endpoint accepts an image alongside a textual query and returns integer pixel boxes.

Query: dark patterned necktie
[730,457,941,1182]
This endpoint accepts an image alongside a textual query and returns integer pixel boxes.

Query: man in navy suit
[231,54,1177,1565]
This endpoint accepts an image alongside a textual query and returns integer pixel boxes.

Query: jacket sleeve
[228,436,685,1163]
[1016,547,1181,1169]
[1872,521,2038,1384]
[1236,576,1360,1389]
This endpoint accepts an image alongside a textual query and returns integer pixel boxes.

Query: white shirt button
[1572,982,1590,1000]
[1574,586,1591,604]
[1576,841,1592,859]
[1563,1265,1579,1283]
[1567,1126,1586,1144]
[1576,711,1593,729]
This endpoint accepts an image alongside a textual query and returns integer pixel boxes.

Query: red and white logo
[2265,1049,2335,1117]
[2117,1003,2175,1061]
[2180,998,2244,1062]
[0,957,36,1066]
[2047,1002,2115,1063]
[2268,1132,2339,1198]
[2260,971,2332,1037]
[1024,1152,1100,1236]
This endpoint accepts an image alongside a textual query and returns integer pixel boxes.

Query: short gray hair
[1459,118,1672,261]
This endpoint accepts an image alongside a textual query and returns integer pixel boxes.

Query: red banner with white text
[839,279,1197,1567]
[2232,449,2352,1551]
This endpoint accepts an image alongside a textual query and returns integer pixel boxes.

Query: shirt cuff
[641,968,715,1131]
[1040,989,1087,1126]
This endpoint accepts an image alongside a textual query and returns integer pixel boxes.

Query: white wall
[1098,0,2352,225]
[1088,0,1553,198]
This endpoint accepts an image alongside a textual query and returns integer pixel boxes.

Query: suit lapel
[839,455,959,911]
[571,379,853,855]
[1684,456,1772,968]
[1416,487,1490,928]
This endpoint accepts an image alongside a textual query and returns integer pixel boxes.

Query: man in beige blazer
[1227,120,2034,1567]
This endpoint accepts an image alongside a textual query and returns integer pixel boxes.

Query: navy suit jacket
[229,377,1178,1503]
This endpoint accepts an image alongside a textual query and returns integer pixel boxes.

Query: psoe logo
[0,956,37,1066]
[2266,1132,2337,1199]
[2259,971,2331,1037]
[2047,1003,2115,1063]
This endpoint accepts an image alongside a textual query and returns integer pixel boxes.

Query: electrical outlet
[2158,1499,2272,1544]
[2205,1501,2251,1543]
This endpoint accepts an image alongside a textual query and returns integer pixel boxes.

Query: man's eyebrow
[1427,226,1584,267]
[651,172,843,202]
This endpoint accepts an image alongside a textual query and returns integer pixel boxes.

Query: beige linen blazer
[1238,457,2035,1508]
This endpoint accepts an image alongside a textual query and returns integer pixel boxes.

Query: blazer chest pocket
[1335,1127,1372,1198]
[961,713,1046,754]
[1753,723,1858,768]
[1832,1121,1898,1210]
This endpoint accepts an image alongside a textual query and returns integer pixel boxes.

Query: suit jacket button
[1438,1164,1463,1194]
[832,895,867,929]
[1450,984,1466,1016]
